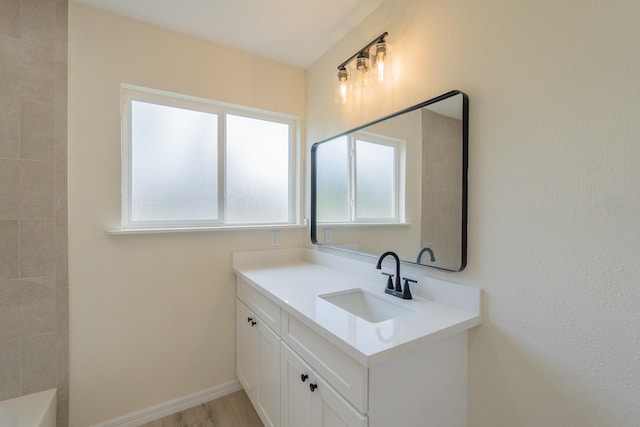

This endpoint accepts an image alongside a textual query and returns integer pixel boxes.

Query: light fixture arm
[337,32,388,71]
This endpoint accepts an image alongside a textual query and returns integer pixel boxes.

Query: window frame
[121,84,300,230]
[314,131,405,225]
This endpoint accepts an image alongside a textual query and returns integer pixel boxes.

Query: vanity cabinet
[281,342,367,427]
[236,270,473,427]
[236,298,280,427]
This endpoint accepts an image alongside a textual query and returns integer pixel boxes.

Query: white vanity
[233,248,481,427]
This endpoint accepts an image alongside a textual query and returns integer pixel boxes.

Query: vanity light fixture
[334,32,391,104]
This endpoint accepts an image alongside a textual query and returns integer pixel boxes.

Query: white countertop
[233,248,481,366]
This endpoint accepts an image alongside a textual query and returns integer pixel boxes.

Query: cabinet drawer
[282,313,368,413]
[237,278,280,334]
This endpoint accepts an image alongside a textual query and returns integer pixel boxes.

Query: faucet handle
[401,278,417,300]
[381,272,395,290]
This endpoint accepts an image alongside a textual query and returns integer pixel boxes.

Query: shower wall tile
[2,0,68,421]
[20,277,57,336]
[0,280,23,341]
[0,220,19,279]
[0,338,21,401]
[21,332,57,394]
[0,277,56,340]
[56,329,69,400]
[54,104,67,176]
[20,100,55,161]
[0,0,19,38]
[18,0,57,44]
[18,160,54,218]
[0,34,55,70]
[20,220,56,277]
[54,0,67,64]
[54,221,68,289]
[55,175,67,222]
[0,95,19,158]
[0,159,54,219]
[0,55,55,103]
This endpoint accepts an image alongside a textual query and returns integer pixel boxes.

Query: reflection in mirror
[311,91,468,272]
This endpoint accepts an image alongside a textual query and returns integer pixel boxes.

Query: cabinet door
[236,299,257,400]
[281,343,314,427]
[311,374,368,427]
[255,320,281,427]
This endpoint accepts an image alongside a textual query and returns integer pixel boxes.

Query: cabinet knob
[251,320,257,326]
[247,317,253,323]
[309,383,318,392]
[300,374,308,382]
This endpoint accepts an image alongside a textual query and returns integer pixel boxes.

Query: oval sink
[319,288,415,323]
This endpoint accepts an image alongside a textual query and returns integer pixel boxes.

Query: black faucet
[416,247,436,264]
[376,251,412,299]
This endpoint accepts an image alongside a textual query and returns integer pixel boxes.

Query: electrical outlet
[324,228,333,243]
[270,230,280,246]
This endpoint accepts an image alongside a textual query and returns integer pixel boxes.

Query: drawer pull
[300,374,308,382]
[309,383,318,392]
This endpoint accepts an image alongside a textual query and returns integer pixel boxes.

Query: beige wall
[0,0,69,425]
[306,0,640,426]
[68,4,305,426]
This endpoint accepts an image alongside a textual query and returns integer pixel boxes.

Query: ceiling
[75,0,385,68]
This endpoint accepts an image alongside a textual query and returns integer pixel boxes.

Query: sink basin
[319,289,414,323]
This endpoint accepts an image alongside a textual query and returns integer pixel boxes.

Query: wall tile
[54,62,67,106]
[0,338,21,400]
[0,159,54,219]
[16,160,55,218]
[0,279,23,341]
[0,277,57,340]
[0,220,19,279]
[20,100,55,161]
[20,276,57,336]
[20,220,55,277]
[0,58,55,103]
[55,220,68,288]
[0,34,55,71]
[56,329,69,401]
[56,287,68,333]
[0,95,20,158]
[0,159,20,216]
[57,398,69,427]
[55,174,67,221]
[54,105,67,177]
[21,332,57,394]
[18,0,56,44]
[54,0,68,65]
[0,0,19,37]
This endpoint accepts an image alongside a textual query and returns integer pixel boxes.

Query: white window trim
[317,131,405,225]
[120,84,301,230]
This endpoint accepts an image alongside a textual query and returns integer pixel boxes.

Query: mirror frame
[310,90,469,272]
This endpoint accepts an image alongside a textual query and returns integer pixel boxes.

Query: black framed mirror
[311,90,468,272]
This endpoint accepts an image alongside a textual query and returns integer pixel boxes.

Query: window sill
[315,222,411,228]
[105,223,308,235]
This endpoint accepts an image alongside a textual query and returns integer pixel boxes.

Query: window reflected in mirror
[311,91,468,272]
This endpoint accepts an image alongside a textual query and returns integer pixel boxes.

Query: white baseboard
[91,380,242,427]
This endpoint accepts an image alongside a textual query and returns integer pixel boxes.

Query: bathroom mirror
[311,90,468,272]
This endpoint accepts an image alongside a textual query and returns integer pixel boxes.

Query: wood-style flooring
[139,390,264,427]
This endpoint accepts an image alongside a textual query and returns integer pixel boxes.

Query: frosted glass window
[122,87,298,230]
[356,139,395,219]
[316,136,349,221]
[130,101,218,222]
[225,114,290,223]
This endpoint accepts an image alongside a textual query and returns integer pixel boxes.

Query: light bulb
[372,42,391,83]
[334,68,350,104]
[353,53,370,88]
